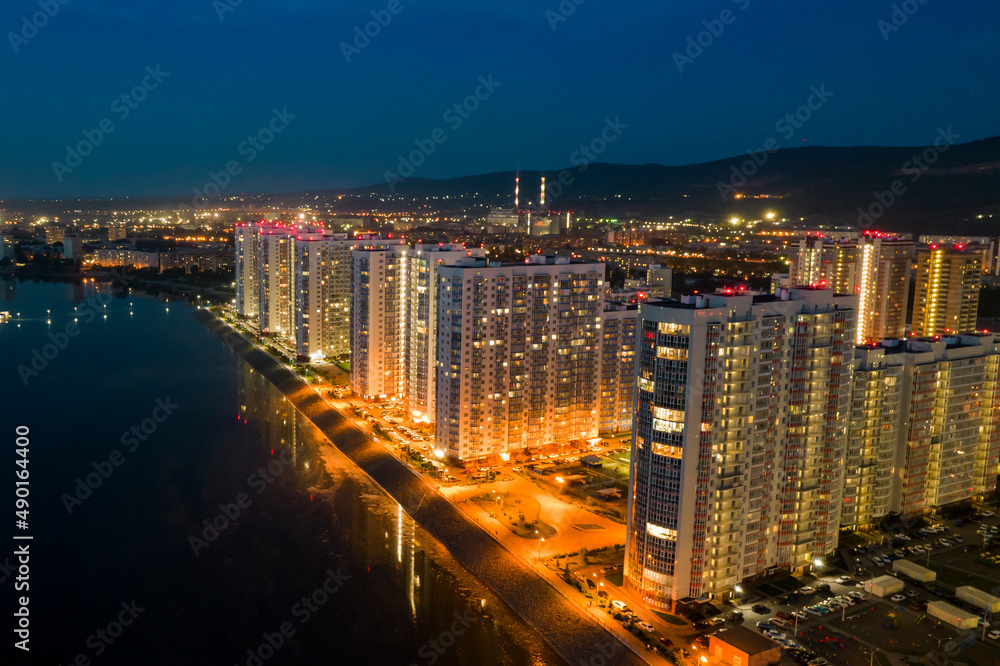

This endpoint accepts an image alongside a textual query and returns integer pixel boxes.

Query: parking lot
[684,508,1000,664]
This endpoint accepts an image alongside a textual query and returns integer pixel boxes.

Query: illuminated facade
[235,222,261,317]
[911,247,981,338]
[350,239,408,398]
[842,347,904,529]
[888,335,1000,514]
[292,230,356,360]
[599,303,638,433]
[258,226,294,339]
[789,234,912,343]
[625,288,855,609]
[434,256,606,462]
[404,244,485,420]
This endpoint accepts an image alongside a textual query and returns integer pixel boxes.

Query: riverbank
[194,309,646,666]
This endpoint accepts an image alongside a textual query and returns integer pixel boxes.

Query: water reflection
[236,359,559,665]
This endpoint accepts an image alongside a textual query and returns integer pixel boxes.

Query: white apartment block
[405,244,486,421]
[841,347,904,529]
[434,256,606,463]
[292,230,355,360]
[350,239,408,398]
[866,335,1000,516]
[625,288,856,609]
[235,222,261,317]
[789,233,912,343]
[600,303,638,433]
[258,226,294,340]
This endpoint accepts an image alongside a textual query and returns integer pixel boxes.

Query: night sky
[1,0,996,199]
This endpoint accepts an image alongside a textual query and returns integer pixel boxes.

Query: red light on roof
[956,244,965,250]
[930,244,938,250]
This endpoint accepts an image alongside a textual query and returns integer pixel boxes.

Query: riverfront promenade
[195,309,648,666]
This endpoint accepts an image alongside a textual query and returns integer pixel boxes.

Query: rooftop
[711,625,779,655]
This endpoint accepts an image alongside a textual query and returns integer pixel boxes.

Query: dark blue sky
[1,0,996,199]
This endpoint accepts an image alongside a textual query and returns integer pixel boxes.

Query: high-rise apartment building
[292,230,356,360]
[842,334,1000,527]
[624,288,855,609]
[258,226,294,339]
[911,246,981,338]
[599,303,638,433]
[433,256,606,462]
[404,244,486,420]
[889,335,1000,514]
[235,222,262,318]
[350,239,408,398]
[857,236,912,343]
[788,233,912,343]
[841,347,904,530]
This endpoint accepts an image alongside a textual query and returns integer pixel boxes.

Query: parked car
[752,604,771,614]
[659,637,674,648]
[637,621,655,633]
[798,586,815,595]
[891,594,906,602]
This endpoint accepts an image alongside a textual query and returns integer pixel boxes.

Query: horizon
[2,135,997,203]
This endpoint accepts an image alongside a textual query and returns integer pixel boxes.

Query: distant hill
[330,137,1000,234]
[7,137,998,235]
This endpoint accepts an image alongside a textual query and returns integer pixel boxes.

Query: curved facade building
[625,288,855,609]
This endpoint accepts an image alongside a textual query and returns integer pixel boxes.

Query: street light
[537,534,544,561]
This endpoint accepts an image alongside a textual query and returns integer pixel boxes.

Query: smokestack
[540,176,546,208]
[515,176,519,209]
